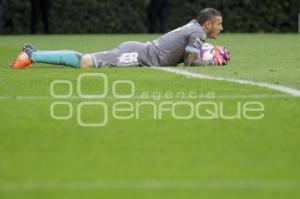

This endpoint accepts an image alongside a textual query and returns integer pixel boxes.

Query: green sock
[31,50,82,68]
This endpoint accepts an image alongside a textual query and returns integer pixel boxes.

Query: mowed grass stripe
[0,94,295,101]
[1,180,300,190]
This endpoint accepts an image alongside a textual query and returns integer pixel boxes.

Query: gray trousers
[91,41,147,67]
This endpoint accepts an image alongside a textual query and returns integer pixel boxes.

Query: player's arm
[184,45,211,66]
[184,44,231,66]
[184,32,210,66]
[184,51,197,66]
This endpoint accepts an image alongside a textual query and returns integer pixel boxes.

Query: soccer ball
[199,43,215,62]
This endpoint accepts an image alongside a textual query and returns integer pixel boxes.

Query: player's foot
[10,44,37,69]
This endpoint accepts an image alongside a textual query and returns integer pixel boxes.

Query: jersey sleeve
[185,32,206,54]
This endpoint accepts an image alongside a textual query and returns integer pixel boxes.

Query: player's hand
[214,46,230,66]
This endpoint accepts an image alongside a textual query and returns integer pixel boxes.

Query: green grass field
[0,34,300,199]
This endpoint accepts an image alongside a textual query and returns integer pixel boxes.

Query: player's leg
[30,0,39,34]
[80,54,94,68]
[147,1,157,33]
[11,42,145,69]
[11,44,94,69]
[92,42,143,67]
[31,50,83,68]
[40,0,51,34]
[158,0,169,33]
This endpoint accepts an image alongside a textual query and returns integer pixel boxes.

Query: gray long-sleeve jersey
[142,19,207,66]
[92,19,207,67]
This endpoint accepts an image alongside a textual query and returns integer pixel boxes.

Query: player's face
[207,16,223,39]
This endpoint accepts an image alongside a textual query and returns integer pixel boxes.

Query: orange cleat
[10,51,32,69]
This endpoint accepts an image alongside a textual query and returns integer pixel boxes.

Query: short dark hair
[196,8,222,25]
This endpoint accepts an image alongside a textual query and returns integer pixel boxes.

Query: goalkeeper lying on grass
[11,8,230,69]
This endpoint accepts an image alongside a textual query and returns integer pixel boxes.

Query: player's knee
[80,54,94,68]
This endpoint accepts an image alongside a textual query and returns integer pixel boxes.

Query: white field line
[152,67,300,97]
[0,180,300,191]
